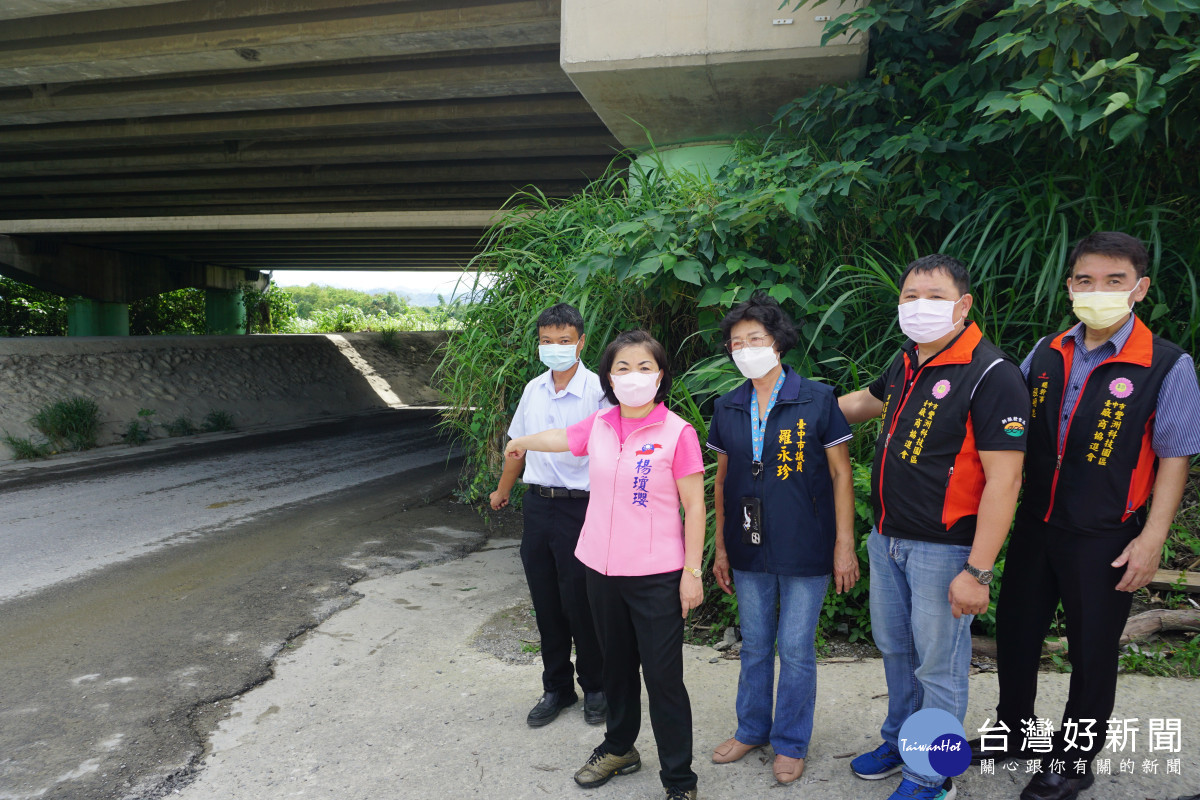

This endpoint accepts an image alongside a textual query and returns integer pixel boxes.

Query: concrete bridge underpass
[0,0,866,335]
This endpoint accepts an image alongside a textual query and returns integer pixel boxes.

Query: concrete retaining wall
[0,332,447,459]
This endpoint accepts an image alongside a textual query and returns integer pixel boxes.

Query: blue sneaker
[886,778,956,799]
[851,741,903,779]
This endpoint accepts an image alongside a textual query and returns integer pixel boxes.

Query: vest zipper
[944,466,954,488]
[877,355,927,534]
[1043,357,1108,522]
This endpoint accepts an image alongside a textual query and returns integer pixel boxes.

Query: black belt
[529,484,589,500]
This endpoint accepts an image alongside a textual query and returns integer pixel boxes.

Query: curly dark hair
[597,329,673,406]
[718,291,798,362]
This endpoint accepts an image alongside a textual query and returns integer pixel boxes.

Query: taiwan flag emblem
[637,443,662,456]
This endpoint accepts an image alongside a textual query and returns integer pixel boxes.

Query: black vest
[871,323,1015,544]
[1022,316,1183,534]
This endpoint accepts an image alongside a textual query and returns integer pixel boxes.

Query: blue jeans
[867,529,973,788]
[731,569,829,758]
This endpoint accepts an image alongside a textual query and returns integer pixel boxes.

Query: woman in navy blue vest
[705,293,859,783]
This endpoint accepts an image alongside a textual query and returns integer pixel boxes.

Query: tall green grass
[31,397,100,452]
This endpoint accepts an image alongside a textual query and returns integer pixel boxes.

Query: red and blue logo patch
[636,443,662,456]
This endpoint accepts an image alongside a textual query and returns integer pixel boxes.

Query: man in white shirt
[491,303,608,727]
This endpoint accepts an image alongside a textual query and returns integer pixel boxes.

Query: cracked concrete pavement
[172,539,1200,800]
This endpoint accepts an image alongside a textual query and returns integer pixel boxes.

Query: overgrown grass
[164,416,197,437]
[201,410,235,433]
[279,306,463,334]
[122,408,156,446]
[2,433,50,460]
[31,397,99,452]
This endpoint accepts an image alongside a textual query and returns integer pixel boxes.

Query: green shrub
[31,397,100,451]
[201,410,236,433]
[164,416,197,437]
[122,408,156,446]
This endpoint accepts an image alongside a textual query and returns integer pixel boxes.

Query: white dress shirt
[507,363,609,491]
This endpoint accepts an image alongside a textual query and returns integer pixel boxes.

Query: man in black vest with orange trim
[840,254,1029,800]
[982,232,1200,800]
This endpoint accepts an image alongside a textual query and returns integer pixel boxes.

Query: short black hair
[1068,231,1148,279]
[535,303,584,337]
[718,291,798,362]
[899,254,970,297]
[597,329,673,407]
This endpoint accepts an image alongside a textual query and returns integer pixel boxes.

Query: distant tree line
[0,277,460,336]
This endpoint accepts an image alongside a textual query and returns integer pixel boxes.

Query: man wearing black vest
[985,232,1200,800]
[840,255,1029,800]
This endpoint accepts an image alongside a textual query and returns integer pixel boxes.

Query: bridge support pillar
[633,142,734,185]
[205,288,245,335]
[67,298,129,337]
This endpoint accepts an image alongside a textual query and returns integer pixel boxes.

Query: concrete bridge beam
[0,234,264,335]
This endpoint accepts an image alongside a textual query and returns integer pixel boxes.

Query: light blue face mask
[538,343,579,372]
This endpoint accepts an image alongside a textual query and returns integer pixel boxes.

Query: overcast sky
[270,269,490,301]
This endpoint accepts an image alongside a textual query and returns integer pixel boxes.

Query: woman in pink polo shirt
[506,329,706,800]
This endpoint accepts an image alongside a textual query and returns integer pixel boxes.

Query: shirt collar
[601,401,668,429]
[1065,313,1136,356]
[539,362,589,399]
[730,365,801,406]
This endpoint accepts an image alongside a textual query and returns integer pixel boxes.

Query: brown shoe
[712,737,761,764]
[773,754,805,784]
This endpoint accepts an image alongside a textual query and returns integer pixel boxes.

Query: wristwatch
[685,565,703,578]
[962,561,994,585]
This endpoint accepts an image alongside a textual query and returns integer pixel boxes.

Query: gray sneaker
[574,745,641,788]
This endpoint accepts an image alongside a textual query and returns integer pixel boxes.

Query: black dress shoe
[967,736,1028,764]
[526,690,577,727]
[583,691,607,725]
[1019,770,1095,800]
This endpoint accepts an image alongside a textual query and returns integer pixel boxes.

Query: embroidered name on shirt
[775,419,807,480]
[1089,400,1127,466]
[901,399,939,464]
[1031,378,1049,419]
[632,457,652,506]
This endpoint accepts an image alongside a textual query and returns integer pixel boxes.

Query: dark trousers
[586,567,697,791]
[520,491,603,694]
[994,511,1136,770]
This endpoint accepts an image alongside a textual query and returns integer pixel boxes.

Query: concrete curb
[0,406,450,491]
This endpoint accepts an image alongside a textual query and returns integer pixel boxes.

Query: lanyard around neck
[750,371,786,467]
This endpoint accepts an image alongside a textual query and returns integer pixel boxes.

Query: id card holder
[740,496,762,546]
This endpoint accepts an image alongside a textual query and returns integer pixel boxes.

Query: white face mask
[731,345,779,380]
[538,342,579,372]
[1070,287,1136,330]
[897,297,964,344]
[610,371,660,408]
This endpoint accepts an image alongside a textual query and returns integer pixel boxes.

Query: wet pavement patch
[0,483,488,800]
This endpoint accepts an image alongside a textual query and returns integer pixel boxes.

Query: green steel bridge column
[67,298,129,336]
[629,143,735,196]
[634,143,734,180]
[205,287,246,335]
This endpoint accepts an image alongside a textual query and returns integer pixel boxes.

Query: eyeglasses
[725,334,774,353]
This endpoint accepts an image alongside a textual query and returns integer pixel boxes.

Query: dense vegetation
[439,0,1200,650]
